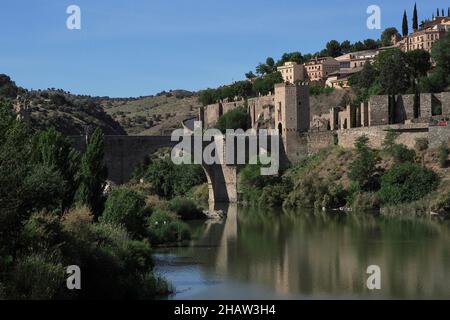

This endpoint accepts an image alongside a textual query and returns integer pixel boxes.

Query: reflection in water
[154,205,450,299]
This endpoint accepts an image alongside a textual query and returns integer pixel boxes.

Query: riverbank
[239,135,450,219]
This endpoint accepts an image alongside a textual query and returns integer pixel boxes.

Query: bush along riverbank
[0,100,177,299]
[238,130,450,219]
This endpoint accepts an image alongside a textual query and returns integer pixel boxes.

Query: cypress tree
[413,3,418,31]
[402,10,409,36]
[74,127,108,218]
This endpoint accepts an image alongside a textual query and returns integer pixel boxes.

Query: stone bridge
[70,133,287,204]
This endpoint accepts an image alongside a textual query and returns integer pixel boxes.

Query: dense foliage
[348,136,379,190]
[378,163,439,205]
[143,157,206,199]
[100,187,150,237]
[215,106,250,133]
[0,101,174,299]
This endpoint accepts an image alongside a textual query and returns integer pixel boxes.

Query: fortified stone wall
[70,135,177,184]
[368,95,390,126]
[337,124,428,149]
[437,92,450,116]
[395,94,415,123]
[222,100,244,114]
[248,95,275,128]
[420,94,433,118]
[204,103,222,128]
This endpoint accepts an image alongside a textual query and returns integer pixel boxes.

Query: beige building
[305,57,340,82]
[394,16,450,53]
[325,68,362,89]
[335,50,378,70]
[277,61,305,84]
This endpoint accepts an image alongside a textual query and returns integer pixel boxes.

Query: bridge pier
[203,164,238,204]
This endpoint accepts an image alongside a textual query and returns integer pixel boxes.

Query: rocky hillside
[101,90,200,135]
[0,74,126,136]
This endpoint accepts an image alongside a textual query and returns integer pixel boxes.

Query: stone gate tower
[274,83,310,157]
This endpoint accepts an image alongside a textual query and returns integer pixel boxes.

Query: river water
[154,205,450,299]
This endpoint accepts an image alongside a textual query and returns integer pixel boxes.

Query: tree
[413,3,418,31]
[381,28,401,46]
[406,50,431,79]
[100,187,149,237]
[245,71,256,80]
[198,88,218,106]
[256,57,276,75]
[0,74,19,98]
[74,128,108,218]
[340,40,352,54]
[378,163,438,205]
[32,128,80,211]
[354,62,378,90]
[402,10,409,37]
[351,41,365,52]
[326,40,342,57]
[375,49,411,95]
[277,52,304,66]
[363,39,379,50]
[422,33,450,92]
[215,106,249,133]
[252,72,283,96]
[348,135,379,190]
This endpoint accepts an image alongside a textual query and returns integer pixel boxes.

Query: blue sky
[0,0,448,97]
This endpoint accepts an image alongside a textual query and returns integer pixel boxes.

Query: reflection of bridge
[70,133,287,204]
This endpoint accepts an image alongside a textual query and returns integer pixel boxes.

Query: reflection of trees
[216,208,450,298]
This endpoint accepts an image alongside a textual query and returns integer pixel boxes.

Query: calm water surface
[154,205,450,299]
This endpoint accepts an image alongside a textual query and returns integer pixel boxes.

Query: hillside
[101,90,201,135]
[0,74,126,136]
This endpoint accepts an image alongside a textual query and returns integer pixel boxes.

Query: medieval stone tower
[274,83,310,156]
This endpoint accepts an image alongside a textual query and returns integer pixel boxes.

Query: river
[154,205,450,299]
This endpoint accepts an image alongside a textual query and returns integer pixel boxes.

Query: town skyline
[0,0,449,97]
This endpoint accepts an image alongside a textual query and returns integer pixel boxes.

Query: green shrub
[438,142,449,168]
[190,183,209,204]
[8,253,65,300]
[144,158,206,199]
[284,175,347,209]
[392,144,416,163]
[22,212,65,253]
[382,128,399,153]
[215,106,250,133]
[239,161,280,204]
[350,192,380,212]
[348,135,379,190]
[378,163,439,205]
[168,197,204,220]
[431,191,450,215]
[260,178,293,207]
[146,210,191,245]
[100,187,150,238]
[415,138,429,152]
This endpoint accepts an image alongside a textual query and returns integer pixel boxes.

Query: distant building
[277,61,305,84]
[325,67,362,89]
[304,57,340,82]
[335,50,378,70]
[394,16,450,53]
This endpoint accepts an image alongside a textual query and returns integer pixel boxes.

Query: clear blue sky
[0,0,448,97]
